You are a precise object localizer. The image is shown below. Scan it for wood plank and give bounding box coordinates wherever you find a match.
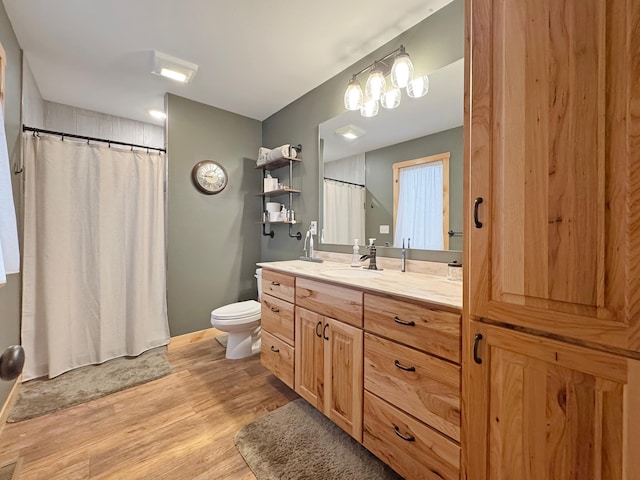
[0,336,298,479]
[0,375,21,438]
[168,327,221,351]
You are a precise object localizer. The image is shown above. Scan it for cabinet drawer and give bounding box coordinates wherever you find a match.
[364,333,460,442]
[262,269,295,303]
[260,330,294,389]
[261,294,294,344]
[363,391,460,480]
[364,293,460,363]
[296,277,363,328]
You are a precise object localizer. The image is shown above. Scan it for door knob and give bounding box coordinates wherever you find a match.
[0,345,25,381]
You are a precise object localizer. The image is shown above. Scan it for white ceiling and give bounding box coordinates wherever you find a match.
[3,0,454,125]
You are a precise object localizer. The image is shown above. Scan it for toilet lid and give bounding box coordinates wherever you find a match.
[211,300,261,319]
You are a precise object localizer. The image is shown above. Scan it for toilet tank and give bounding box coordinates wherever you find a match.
[256,268,263,301]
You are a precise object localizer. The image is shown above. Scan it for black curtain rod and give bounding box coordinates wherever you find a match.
[323,177,365,188]
[22,125,166,153]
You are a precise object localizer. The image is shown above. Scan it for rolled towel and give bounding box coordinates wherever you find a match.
[266,144,294,163]
[257,147,271,166]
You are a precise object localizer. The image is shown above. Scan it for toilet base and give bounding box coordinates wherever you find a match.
[225,329,261,360]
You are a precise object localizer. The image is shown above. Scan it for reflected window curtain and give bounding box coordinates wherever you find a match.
[21,135,170,380]
[393,161,444,250]
[323,179,365,245]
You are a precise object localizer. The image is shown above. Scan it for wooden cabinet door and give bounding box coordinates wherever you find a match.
[463,320,640,480]
[294,307,324,408]
[323,317,363,442]
[466,0,640,350]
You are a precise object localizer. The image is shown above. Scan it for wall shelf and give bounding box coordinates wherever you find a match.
[258,155,302,240]
[256,157,302,171]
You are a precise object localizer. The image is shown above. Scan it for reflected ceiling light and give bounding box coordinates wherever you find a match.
[152,50,199,84]
[334,124,366,140]
[343,45,428,117]
[149,109,167,120]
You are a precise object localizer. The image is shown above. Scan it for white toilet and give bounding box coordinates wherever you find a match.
[210,268,263,359]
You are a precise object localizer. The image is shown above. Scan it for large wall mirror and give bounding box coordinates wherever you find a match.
[318,58,463,253]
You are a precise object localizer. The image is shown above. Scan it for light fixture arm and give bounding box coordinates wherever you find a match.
[350,45,405,80]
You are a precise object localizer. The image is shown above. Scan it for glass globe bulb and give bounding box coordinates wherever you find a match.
[365,67,386,101]
[360,98,379,117]
[344,77,363,111]
[391,53,414,88]
[407,74,429,98]
[380,88,401,109]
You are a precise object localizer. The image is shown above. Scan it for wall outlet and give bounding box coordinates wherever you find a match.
[379,224,390,234]
[309,221,317,235]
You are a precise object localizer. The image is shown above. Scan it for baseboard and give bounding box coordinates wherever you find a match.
[0,375,21,436]
[168,327,223,351]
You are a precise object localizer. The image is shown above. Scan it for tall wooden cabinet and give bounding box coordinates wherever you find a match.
[464,0,640,478]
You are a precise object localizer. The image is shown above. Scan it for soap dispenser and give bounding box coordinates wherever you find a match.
[351,239,360,267]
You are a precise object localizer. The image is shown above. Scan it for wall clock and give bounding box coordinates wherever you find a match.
[191,160,228,195]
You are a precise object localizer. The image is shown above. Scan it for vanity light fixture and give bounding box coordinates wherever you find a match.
[343,45,429,117]
[151,50,199,84]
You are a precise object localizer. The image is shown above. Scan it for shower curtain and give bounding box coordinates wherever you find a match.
[323,179,365,245]
[21,135,170,380]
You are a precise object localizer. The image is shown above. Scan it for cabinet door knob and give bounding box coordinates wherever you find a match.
[473,197,484,228]
[393,425,415,442]
[270,345,280,353]
[315,321,322,338]
[323,323,330,340]
[473,333,483,364]
[394,316,415,327]
[394,359,416,372]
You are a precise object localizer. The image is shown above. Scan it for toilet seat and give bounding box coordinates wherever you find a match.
[211,300,261,326]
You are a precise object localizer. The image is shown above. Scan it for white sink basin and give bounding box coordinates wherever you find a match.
[321,268,383,280]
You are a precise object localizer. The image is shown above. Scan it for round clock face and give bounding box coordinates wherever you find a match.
[192,160,228,195]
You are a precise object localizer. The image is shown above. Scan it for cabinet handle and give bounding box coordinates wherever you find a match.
[473,197,484,228]
[473,333,483,364]
[323,323,329,340]
[270,307,280,313]
[394,359,416,372]
[394,316,415,327]
[270,345,280,353]
[393,425,415,442]
[271,281,280,286]
[315,321,322,338]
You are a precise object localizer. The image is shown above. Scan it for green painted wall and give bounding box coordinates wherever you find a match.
[261,0,464,263]
[365,126,463,251]
[166,94,262,336]
[0,1,23,405]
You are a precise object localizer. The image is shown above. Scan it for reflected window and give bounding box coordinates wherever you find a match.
[393,152,450,250]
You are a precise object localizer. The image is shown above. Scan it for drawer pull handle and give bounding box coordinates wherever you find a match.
[315,321,322,338]
[473,333,483,364]
[323,323,330,340]
[394,316,415,327]
[270,346,280,353]
[270,307,280,313]
[474,197,484,228]
[394,360,416,372]
[393,425,415,442]
[271,281,280,286]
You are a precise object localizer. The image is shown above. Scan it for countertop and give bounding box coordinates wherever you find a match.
[257,260,462,310]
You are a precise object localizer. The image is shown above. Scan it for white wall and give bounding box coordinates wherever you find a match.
[22,57,44,129]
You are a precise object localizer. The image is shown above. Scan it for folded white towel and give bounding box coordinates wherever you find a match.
[266,144,297,163]
[0,107,20,285]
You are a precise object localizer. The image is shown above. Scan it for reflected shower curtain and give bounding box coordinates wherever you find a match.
[21,135,170,380]
[323,179,365,245]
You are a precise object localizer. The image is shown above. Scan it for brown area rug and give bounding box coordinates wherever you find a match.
[8,347,171,423]
[234,398,402,480]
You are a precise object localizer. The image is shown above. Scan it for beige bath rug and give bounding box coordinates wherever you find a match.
[8,347,171,423]
[234,398,402,480]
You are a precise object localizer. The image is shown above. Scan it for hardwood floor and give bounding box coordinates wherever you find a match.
[0,336,299,479]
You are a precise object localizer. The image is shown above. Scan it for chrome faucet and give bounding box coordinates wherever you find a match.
[300,224,323,263]
[360,239,379,270]
[401,237,410,272]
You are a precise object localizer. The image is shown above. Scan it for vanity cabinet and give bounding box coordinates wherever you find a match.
[464,0,640,477]
[363,293,461,480]
[260,270,295,389]
[294,278,364,441]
